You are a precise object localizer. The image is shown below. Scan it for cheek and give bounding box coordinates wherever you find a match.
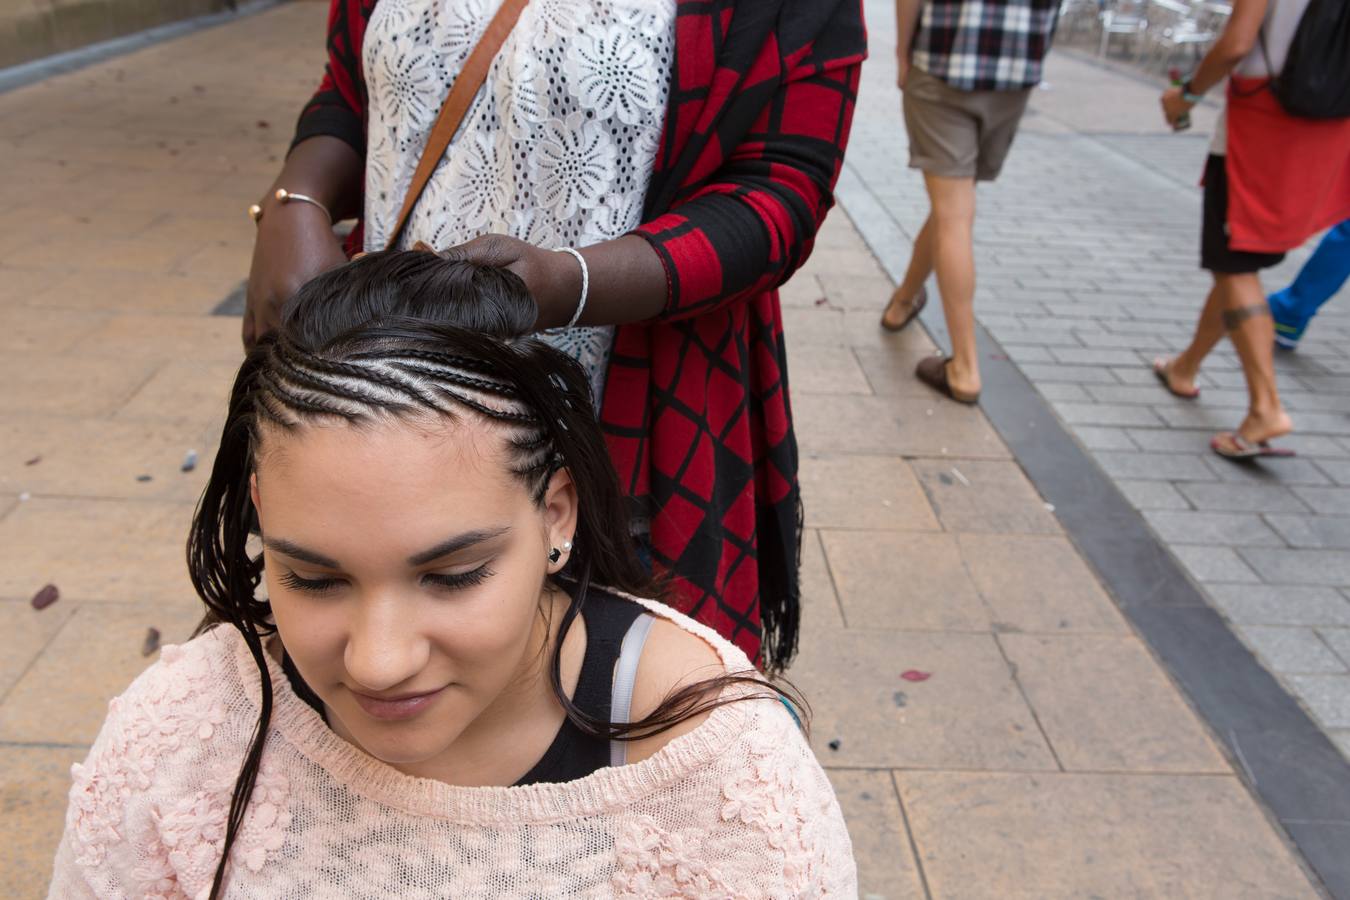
[270,591,346,678]
[432,558,549,678]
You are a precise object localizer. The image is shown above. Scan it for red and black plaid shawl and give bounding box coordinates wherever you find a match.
[293,0,866,670]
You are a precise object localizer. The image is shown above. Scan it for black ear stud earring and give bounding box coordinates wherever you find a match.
[548,539,574,565]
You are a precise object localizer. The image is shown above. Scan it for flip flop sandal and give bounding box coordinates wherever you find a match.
[881,286,928,333]
[1152,358,1200,400]
[915,355,979,405]
[1210,432,1297,460]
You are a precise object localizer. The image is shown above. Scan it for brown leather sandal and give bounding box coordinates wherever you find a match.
[880,286,928,333]
[915,355,979,405]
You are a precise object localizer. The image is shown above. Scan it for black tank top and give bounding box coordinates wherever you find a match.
[280,591,647,786]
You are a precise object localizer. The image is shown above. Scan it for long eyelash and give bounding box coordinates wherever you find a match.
[278,571,342,593]
[425,566,494,591]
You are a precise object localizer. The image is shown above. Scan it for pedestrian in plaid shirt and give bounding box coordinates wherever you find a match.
[881,0,1059,404]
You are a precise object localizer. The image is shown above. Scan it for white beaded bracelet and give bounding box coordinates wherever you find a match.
[552,246,590,329]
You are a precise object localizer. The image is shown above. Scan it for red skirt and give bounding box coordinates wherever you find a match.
[1224,77,1350,254]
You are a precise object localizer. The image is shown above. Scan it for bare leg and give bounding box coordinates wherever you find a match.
[1217,271,1292,444]
[1163,278,1225,393]
[924,172,980,396]
[882,214,935,328]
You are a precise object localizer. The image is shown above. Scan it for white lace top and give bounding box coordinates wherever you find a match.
[362,0,677,404]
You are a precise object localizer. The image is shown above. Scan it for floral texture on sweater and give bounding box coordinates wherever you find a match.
[49,597,856,898]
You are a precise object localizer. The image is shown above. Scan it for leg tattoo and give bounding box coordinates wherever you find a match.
[1222,303,1271,331]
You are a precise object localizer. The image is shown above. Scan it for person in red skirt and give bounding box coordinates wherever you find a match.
[1152,0,1350,459]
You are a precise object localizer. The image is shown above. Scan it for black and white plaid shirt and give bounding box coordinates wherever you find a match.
[912,0,1060,91]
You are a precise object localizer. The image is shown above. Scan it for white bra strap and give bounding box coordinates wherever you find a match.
[610,612,656,768]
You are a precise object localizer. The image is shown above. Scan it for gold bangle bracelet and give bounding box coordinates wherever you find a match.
[248,188,333,225]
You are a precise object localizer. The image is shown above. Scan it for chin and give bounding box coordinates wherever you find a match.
[332,699,467,767]
[365,738,448,767]
[345,718,457,767]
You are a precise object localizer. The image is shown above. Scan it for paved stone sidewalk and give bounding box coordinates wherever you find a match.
[0,3,1325,897]
[842,0,1350,762]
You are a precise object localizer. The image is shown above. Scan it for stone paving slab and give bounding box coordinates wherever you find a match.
[0,3,1327,897]
[0,306,109,354]
[0,745,88,900]
[0,598,76,698]
[842,0,1350,768]
[911,459,1062,535]
[0,417,218,502]
[0,352,160,418]
[114,358,241,426]
[791,626,1062,771]
[0,600,204,745]
[957,534,1130,635]
[1322,629,1350,667]
[0,498,199,603]
[1172,544,1264,584]
[800,455,942,532]
[1237,626,1350,675]
[799,529,848,633]
[896,771,1320,899]
[820,530,994,631]
[998,633,1227,773]
[827,769,927,899]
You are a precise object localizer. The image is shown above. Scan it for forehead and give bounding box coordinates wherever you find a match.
[254,415,524,519]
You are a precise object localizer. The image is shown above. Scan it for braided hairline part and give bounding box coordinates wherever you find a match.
[277,341,440,410]
[253,340,560,498]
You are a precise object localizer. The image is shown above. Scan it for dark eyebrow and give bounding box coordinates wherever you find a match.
[262,538,341,570]
[407,527,511,566]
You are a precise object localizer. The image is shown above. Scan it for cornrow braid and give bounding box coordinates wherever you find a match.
[351,345,509,379]
[269,353,417,419]
[413,380,542,425]
[253,385,299,429]
[277,342,441,411]
[384,358,525,401]
[513,431,554,453]
[254,368,362,424]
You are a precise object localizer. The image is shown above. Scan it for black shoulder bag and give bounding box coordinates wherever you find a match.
[1260,0,1350,119]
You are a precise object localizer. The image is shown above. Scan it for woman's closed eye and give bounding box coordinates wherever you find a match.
[276,565,495,594]
[277,570,344,594]
[424,564,494,592]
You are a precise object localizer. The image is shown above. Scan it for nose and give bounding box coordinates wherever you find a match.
[342,593,431,694]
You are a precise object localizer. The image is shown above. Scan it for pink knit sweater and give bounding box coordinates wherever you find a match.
[48,598,856,898]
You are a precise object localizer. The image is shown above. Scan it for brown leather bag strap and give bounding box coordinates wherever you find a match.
[385,0,530,250]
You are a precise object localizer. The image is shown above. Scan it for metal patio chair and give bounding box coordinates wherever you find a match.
[1098,0,1150,58]
[1059,0,1105,41]
[1141,0,1226,72]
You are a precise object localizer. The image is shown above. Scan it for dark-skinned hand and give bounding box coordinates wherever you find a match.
[416,234,583,330]
[243,203,349,350]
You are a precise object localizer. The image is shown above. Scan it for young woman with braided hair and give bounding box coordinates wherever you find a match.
[47,251,855,899]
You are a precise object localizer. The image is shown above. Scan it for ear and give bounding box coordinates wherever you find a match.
[541,467,579,573]
[249,472,262,531]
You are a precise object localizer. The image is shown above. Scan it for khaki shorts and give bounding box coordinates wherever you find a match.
[903,67,1032,182]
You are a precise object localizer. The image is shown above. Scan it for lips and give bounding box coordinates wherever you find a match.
[350,687,445,721]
